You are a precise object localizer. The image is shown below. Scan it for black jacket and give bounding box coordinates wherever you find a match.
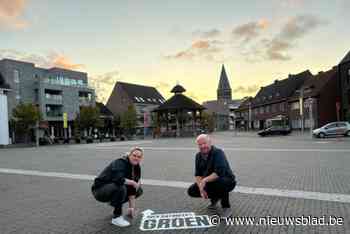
[195,146,235,181]
[92,156,141,190]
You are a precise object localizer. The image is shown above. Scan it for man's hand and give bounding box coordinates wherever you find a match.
[199,180,208,199]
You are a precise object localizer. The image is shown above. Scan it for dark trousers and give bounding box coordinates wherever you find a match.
[92,183,143,217]
[187,177,236,208]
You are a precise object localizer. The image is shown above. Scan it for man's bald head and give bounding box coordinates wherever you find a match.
[196,134,212,154]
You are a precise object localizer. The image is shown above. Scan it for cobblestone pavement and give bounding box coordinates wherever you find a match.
[1,131,350,233]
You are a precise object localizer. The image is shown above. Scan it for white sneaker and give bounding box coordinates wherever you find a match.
[111,216,130,227]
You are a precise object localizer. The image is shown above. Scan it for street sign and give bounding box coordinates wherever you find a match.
[63,112,68,129]
[299,97,303,116]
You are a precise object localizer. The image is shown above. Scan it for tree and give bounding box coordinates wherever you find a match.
[12,103,42,143]
[346,110,350,122]
[121,105,137,137]
[200,111,215,133]
[112,114,121,136]
[76,106,102,137]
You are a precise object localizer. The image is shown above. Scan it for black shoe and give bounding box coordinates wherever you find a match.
[207,198,219,210]
[221,207,232,218]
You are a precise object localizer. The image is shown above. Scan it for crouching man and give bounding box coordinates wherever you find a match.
[91,147,144,227]
[187,134,236,217]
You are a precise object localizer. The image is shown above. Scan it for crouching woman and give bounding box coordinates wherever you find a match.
[91,147,144,227]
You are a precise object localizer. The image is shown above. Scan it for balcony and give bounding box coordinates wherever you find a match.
[45,89,63,104]
[45,104,63,119]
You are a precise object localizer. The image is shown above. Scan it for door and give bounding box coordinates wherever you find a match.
[324,123,338,136]
[336,122,347,135]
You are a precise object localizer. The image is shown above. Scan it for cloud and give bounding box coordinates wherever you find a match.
[48,53,85,70]
[164,40,223,61]
[279,15,327,40]
[233,85,260,95]
[232,19,269,43]
[89,71,122,103]
[0,0,29,29]
[265,15,327,61]
[238,15,327,62]
[265,38,292,61]
[0,49,85,70]
[192,29,221,38]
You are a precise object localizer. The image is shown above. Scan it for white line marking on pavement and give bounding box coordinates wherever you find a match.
[95,146,350,153]
[1,168,350,204]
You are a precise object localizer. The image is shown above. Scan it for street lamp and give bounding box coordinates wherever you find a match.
[296,88,304,134]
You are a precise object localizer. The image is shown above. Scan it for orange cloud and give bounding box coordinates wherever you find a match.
[191,40,210,49]
[165,40,222,61]
[50,54,85,70]
[0,0,28,29]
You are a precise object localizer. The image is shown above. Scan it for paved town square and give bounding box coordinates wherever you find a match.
[1,132,350,233]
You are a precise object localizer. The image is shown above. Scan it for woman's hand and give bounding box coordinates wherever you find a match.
[133,180,140,190]
[127,207,136,218]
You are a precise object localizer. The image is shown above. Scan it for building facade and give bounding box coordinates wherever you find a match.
[106,81,165,135]
[288,68,338,129]
[0,58,95,141]
[242,70,313,130]
[338,51,350,121]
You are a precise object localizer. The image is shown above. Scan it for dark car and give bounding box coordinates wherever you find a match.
[258,126,292,137]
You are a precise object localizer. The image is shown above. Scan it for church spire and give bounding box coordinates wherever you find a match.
[217,64,232,101]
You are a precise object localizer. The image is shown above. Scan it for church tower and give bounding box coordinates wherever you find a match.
[217,64,232,102]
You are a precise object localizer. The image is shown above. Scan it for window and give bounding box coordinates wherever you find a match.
[271,104,276,112]
[338,123,347,127]
[291,102,299,110]
[276,92,280,97]
[326,123,337,129]
[280,103,285,111]
[13,69,20,83]
[77,80,83,86]
[16,94,21,100]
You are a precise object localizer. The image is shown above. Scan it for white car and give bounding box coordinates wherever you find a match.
[312,121,350,138]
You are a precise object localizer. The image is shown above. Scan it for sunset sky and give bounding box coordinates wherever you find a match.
[1,0,349,103]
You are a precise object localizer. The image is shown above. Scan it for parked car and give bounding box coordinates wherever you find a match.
[312,121,350,138]
[258,126,292,137]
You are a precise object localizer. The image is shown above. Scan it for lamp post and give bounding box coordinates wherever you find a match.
[296,88,304,134]
[248,102,252,131]
[307,97,314,138]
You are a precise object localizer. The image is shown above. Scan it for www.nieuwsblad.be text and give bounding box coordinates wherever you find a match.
[210,215,344,226]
